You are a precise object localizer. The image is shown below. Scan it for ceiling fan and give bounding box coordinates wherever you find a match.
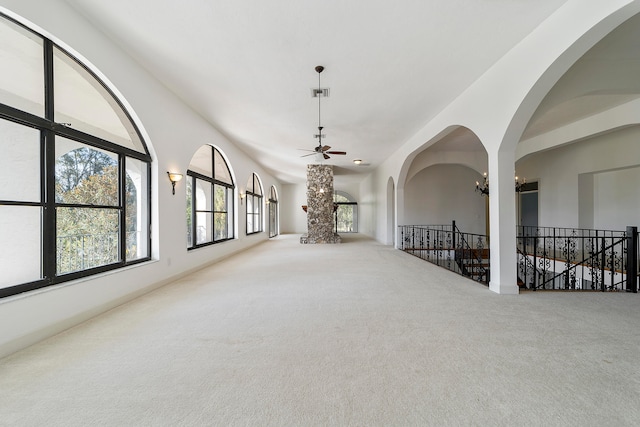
[299,65,346,160]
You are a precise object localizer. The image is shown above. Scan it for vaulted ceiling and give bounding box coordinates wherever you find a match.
[63,0,576,184]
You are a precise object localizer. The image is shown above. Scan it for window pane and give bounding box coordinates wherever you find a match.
[56,207,119,275]
[0,119,40,202]
[0,18,44,116]
[337,205,356,233]
[53,47,145,153]
[214,148,232,184]
[196,212,212,244]
[55,137,119,205]
[125,157,149,261]
[189,145,213,177]
[215,213,228,240]
[247,213,253,234]
[195,179,212,211]
[246,195,253,213]
[225,187,234,238]
[254,175,262,196]
[0,206,41,288]
[214,184,227,212]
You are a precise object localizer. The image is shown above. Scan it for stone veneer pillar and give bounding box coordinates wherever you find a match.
[300,164,341,244]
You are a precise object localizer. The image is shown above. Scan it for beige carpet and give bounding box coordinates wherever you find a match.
[1,234,639,426]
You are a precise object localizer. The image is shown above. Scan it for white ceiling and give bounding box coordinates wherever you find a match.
[63,0,571,184]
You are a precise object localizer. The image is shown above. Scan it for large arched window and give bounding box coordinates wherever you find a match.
[245,173,263,235]
[0,14,151,298]
[268,186,279,238]
[186,145,235,248]
[334,191,358,233]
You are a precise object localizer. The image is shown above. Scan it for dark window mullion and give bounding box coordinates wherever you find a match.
[119,154,126,265]
[55,203,121,210]
[54,126,150,162]
[190,175,196,248]
[43,39,56,282]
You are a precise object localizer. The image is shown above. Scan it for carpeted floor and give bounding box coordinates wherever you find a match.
[1,234,639,426]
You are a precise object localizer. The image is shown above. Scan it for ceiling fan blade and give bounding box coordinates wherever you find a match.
[326,151,346,155]
[321,145,331,152]
[323,153,330,160]
[301,152,317,157]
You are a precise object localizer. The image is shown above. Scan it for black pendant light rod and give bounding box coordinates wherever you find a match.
[316,65,324,145]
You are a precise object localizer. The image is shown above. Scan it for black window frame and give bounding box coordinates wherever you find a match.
[0,13,152,299]
[245,173,263,235]
[186,146,235,249]
[268,186,278,238]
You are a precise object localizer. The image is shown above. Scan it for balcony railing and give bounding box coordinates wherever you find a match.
[57,231,142,275]
[517,226,638,292]
[398,222,490,285]
[398,223,638,292]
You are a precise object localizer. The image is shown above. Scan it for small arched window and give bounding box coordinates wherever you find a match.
[268,186,279,238]
[186,145,235,248]
[334,191,358,233]
[0,13,151,298]
[245,173,263,235]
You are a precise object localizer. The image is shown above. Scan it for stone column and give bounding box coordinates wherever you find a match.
[300,164,341,244]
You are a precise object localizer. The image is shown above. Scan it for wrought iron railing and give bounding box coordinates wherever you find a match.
[398,222,490,285]
[399,223,638,292]
[516,226,638,292]
[57,232,119,275]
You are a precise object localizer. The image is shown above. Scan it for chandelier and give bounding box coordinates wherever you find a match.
[475,173,525,196]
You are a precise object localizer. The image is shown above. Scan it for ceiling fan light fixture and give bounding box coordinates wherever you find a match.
[299,66,346,161]
[353,159,362,165]
[311,88,330,98]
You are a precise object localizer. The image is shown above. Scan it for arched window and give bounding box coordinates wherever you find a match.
[245,173,263,235]
[186,145,235,248]
[334,191,358,233]
[0,14,151,298]
[268,186,279,238]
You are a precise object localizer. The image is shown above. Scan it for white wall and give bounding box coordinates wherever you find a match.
[371,0,640,293]
[404,164,487,235]
[280,183,307,234]
[0,0,281,358]
[516,125,640,230]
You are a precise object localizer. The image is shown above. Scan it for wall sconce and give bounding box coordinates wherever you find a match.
[515,176,526,193]
[239,191,245,205]
[167,172,183,195]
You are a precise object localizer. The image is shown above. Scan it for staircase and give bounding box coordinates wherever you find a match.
[455,248,490,285]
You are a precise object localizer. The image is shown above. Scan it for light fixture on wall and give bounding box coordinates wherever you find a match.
[239,191,246,205]
[515,176,526,193]
[167,172,183,195]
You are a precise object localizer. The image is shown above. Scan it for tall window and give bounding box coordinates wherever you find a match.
[186,145,235,248]
[245,173,263,235]
[268,186,278,238]
[0,14,151,298]
[334,192,358,233]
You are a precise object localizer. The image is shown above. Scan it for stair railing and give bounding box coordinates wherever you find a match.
[452,221,490,285]
[516,226,638,292]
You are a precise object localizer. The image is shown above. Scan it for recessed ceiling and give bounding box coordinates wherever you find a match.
[63,0,571,184]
